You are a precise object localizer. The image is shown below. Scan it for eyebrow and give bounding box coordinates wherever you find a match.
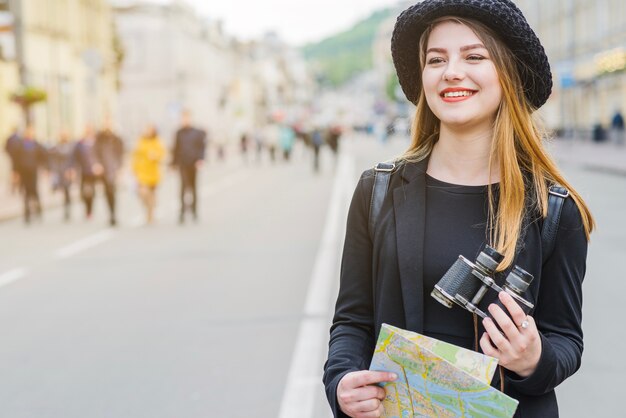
[426,44,487,54]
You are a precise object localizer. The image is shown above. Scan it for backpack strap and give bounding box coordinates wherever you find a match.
[542,185,569,263]
[368,162,395,238]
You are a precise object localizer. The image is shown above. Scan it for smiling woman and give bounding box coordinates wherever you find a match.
[323,1,595,418]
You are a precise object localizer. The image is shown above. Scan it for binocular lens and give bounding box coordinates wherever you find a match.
[505,265,534,294]
[475,245,504,274]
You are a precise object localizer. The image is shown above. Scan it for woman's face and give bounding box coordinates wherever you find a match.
[422,21,502,131]
[144,125,156,138]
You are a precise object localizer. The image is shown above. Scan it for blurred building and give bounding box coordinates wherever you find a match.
[113,1,313,147]
[517,0,626,135]
[371,3,413,126]
[113,0,238,145]
[2,0,119,142]
[250,32,314,126]
[0,2,20,142]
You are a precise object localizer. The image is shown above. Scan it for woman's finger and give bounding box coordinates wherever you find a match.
[479,332,499,358]
[488,302,520,343]
[498,291,528,331]
[353,385,386,402]
[483,316,511,352]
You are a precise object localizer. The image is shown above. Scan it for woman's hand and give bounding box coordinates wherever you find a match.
[337,370,396,418]
[480,291,542,377]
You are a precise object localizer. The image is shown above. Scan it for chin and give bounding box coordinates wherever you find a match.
[438,116,476,126]
[436,109,495,128]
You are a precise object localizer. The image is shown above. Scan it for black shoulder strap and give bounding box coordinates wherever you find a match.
[542,185,569,263]
[368,162,395,238]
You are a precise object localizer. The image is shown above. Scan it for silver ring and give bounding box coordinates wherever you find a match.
[520,320,529,329]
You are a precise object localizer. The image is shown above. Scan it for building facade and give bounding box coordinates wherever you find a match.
[517,0,626,134]
[4,0,119,142]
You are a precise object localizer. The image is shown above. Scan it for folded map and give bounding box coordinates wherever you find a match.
[369,323,518,418]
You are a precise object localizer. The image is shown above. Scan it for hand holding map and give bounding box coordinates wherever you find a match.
[369,324,518,418]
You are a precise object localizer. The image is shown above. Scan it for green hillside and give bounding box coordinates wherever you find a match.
[301,8,393,86]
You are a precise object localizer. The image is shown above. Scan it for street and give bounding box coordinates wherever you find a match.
[0,135,624,417]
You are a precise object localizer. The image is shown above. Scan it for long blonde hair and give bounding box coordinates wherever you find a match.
[400,17,595,269]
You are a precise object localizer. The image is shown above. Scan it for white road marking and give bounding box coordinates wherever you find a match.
[0,267,27,289]
[55,230,115,259]
[279,154,355,418]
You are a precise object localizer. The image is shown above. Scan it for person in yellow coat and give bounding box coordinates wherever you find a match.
[132,124,166,224]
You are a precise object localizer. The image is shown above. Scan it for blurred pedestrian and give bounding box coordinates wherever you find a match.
[49,129,75,221]
[611,109,624,146]
[311,127,324,172]
[172,109,206,224]
[592,122,606,143]
[15,125,47,224]
[73,125,99,220]
[324,1,595,417]
[264,121,279,163]
[279,123,296,161]
[95,118,124,226]
[4,127,21,194]
[132,124,165,224]
[327,124,342,156]
[240,132,250,164]
[253,126,264,164]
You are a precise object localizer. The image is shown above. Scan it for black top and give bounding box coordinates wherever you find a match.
[423,174,494,349]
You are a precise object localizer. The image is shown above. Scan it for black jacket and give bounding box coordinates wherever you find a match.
[172,127,206,167]
[15,139,48,174]
[323,159,588,417]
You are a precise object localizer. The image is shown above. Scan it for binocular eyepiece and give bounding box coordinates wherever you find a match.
[431,245,534,321]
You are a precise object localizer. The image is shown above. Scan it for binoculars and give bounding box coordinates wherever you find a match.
[431,245,534,322]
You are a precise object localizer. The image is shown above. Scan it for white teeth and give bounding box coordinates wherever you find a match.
[443,91,474,98]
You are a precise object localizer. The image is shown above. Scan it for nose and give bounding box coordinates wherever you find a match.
[442,59,465,82]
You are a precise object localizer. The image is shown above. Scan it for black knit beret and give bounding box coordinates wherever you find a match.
[391,0,552,109]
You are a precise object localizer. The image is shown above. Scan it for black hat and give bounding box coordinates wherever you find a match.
[391,0,552,109]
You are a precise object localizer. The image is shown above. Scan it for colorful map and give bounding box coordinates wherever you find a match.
[369,324,518,418]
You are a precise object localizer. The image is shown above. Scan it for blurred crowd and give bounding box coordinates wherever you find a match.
[3,111,344,226]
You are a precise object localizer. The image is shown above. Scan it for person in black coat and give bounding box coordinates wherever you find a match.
[73,125,100,220]
[323,1,595,417]
[95,118,124,226]
[171,109,206,224]
[15,125,48,224]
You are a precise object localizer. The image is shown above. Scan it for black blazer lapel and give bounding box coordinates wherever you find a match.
[393,160,428,333]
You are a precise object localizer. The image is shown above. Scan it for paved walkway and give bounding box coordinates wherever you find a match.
[547,137,626,176]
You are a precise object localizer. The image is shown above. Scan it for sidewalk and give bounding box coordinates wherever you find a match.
[547,137,626,176]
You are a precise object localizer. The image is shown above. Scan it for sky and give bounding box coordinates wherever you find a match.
[151,0,402,46]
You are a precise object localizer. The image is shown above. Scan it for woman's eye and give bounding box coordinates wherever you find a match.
[427,57,444,64]
[467,55,485,61]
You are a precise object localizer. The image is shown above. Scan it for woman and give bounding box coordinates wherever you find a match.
[323,1,594,417]
[132,124,165,224]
